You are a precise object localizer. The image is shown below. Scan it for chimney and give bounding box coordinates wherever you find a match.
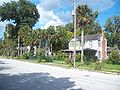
[101,30,106,61]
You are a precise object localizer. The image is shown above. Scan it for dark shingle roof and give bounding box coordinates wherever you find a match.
[75,34,101,41]
[84,34,101,40]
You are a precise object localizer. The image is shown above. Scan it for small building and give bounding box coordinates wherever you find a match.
[63,31,107,61]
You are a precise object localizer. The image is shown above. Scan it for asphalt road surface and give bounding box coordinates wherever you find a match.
[0,59,120,90]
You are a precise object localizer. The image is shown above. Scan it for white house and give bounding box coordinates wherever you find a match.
[63,31,107,61]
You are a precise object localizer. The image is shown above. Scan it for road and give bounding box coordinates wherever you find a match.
[0,59,120,90]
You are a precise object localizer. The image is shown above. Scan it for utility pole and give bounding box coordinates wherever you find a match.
[18,36,20,56]
[73,0,76,68]
[81,30,84,63]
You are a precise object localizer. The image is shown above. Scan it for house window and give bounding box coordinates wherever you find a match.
[70,41,74,47]
[98,40,101,47]
[89,41,92,48]
[76,41,79,46]
[98,51,101,58]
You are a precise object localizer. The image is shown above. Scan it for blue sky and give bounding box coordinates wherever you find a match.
[0,0,120,38]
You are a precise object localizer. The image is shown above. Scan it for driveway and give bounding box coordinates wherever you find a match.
[0,59,120,90]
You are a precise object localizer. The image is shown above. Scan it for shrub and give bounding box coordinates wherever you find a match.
[37,56,44,63]
[14,56,21,59]
[94,61,104,71]
[76,53,81,62]
[36,48,46,62]
[0,49,4,56]
[37,55,53,63]
[106,50,120,65]
[36,48,45,56]
[44,56,53,62]
[83,56,98,65]
[54,52,62,61]
[54,52,69,63]
[20,53,32,59]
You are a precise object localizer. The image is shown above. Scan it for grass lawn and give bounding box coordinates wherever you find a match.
[103,64,120,72]
[76,62,120,73]
[0,56,120,74]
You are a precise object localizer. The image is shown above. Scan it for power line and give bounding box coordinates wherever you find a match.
[62,0,71,9]
[100,12,120,14]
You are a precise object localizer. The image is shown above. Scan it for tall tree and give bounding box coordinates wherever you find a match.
[53,25,68,51]
[0,0,40,44]
[104,16,120,49]
[76,5,99,35]
[4,24,16,39]
[3,24,16,56]
[0,0,39,55]
[0,0,40,29]
[45,26,58,55]
[18,25,37,46]
[0,38,4,56]
[36,28,47,48]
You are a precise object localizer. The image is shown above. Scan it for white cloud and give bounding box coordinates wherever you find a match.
[38,8,62,29]
[40,0,61,11]
[0,0,117,32]
[57,11,72,23]
[36,0,74,29]
[41,20,62,29]
[0,21,9,36]
[36,0,117,29]
[36,1,65,29]
[78,0,116,12]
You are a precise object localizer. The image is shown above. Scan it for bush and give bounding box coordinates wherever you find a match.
[76,53,81,62]
[36,48,46,63]
[54,52,69,63]
[14,56,21,59]
[36,48,45,56]
[106,50,120,65]
[54,52,62,61]
[44,56,53,62]
[37,56,43,62]
[37,55,53,63]
[0,49,4,56]
[37,56,45,63]
[20,53,32,59]
[94,61,104,71]
[83,56,98,65]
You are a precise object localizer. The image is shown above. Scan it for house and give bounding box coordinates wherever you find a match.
[63,31,107,61]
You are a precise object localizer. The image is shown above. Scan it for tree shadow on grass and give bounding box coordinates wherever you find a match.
[0,72,85,90]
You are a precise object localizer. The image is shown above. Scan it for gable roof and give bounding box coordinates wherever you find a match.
[74,34,101,41]
[84,34,101,40]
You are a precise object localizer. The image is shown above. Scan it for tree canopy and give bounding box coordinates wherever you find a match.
[76,5,101,35]
[0,0,40,28]
[0,0,40,56]
[104,16,120,49]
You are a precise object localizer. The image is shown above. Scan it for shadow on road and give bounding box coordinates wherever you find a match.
[0,60,10,71]
[0,72,84,90]
[0,66,11,71]
[0,61,6,64]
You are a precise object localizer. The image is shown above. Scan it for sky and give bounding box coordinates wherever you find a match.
[0,0,120,38]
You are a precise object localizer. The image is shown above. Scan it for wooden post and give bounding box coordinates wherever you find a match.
[101,30,106,61]
[73,0,76,68]
[81,30,84,63]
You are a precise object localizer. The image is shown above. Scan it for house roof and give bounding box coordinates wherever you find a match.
[75,34,101,41]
